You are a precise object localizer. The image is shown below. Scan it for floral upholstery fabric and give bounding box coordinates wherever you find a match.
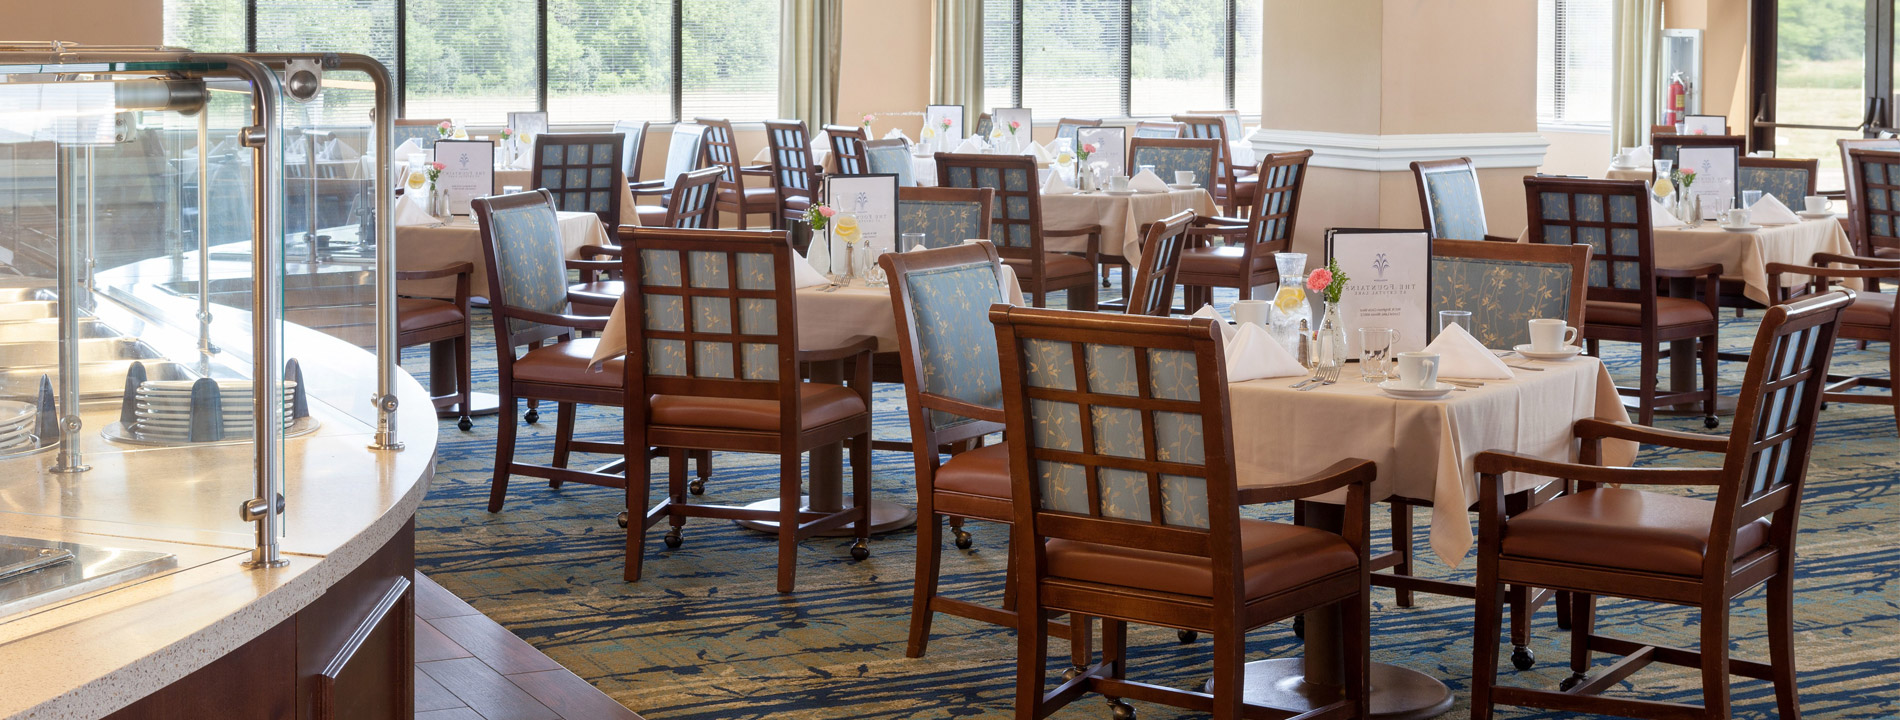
[899,199,986,247]
[904,263,1005,430]
[393,124,440,150]
[488,202,569,334]
[1537,190,1644,291]
[1130,145,1217,191]
[1133,125,1179,139]
[865,144,916,187]
[1431,256,1575,348]
[1741,166,1812,209]
[639,248,781,381]
[1423,168,1488,240]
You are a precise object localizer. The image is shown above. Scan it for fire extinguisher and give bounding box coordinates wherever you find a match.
[1665,72,1687,126]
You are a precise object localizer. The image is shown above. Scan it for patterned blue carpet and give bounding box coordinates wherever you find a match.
[410,289,1898,719]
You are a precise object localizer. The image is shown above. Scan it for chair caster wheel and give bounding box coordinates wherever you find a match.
[457,417,473,431]
[524,409,539,423]
[616,511,629,529]
[1703,416,1720,429]
[1292,615,1305,640]
[953,529,974,550]
[1511,645,1535,671]
[1176,630,1197,644]
[850,539,870,561]
[663,528,683,548]
[1559,672,1586,691]
[688,479,706,496]
[1062,666,1085,681]
[1108,699,1136,720]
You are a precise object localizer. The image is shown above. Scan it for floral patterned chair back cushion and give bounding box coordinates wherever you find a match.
[532,133,624,228]
[1055,120,1098,146]
[1430,255,1576,348]
[484,198,571,336]
[1526,179,1654,305]
[864,141,916,187]
[940,156,1037,250]
[972,114,993,139]
[663,124,708,180]
[903,262,1007,430]
[1129,140,1218,192]
[1421,165,1489,241]
[1740,163,1813,210]
[899,198,988,248]
[393,121,444,150]
[634,240,786,383]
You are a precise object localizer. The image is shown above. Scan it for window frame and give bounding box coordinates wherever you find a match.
[1748,0,1898,153]
[987,0,1253,121]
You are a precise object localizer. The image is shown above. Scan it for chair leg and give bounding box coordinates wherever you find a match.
[775,449,803,594]
[1074,278,1099,311]
[1767,568,1802,719]
[1107,619,1147,718]
[1639,343,1659,426]
[850,429,872,553]
[1342,591,1372,717]
[907,512,943,658]
[1391,502,1414,607]
[1563,592,1595,691]
[691,449,713,495]
[1470,549,1506,720]
[623,446,654,582]
[1016,591,1051,720]
[1508,584,1536,670]
[1700,599,1734,717]
[1701,334,1720,428]
[1067,614,1094,676]
[1002,533,1019,613]
[454,332,473,431]
[487,395,518,513]
[550,402,577,480]
[1888,338,1899,435]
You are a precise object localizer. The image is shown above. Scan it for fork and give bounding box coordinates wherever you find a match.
[1288,366,1324,389]
[1299,364,1340,391]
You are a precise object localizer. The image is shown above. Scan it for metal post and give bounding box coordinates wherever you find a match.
[196,108,218,365]
[231,56,289,569]
[361,60,402,451]
[51,146,88,474]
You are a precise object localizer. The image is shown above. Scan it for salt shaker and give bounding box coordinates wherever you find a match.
[1296,319,1312,369]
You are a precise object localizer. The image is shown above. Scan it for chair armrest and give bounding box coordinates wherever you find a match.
[1482,234,1519,244]
[1043,225,1102,264]
[796,335,879,363]
[740,164,773,175]
[1812,252,1900,268]
[501,306,610,332]
[393,261,473,281]
[1573,418,1728,453]
[577,244,623,260]
[628,180,671,197]
[1237,458,1376,505]
[568,290,619,309]
[566,258,621,275]
[1473,450,1725,487]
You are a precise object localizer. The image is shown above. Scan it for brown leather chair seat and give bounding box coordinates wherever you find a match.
[932,443,1011,499]
[782,195,811,213]
[650,383,864,431]
[1501,488,1770,577]
[718,186,779,204]
[397,298,463,333]
[1178,245,1275,274]
[1844,291,1893,329]
[636,204,668,226]
[569,280,624,300]
[1004,253,1094,281]
[1045,518,1356,599]
[1585,296,1716,328]
[511,338,623,388]
[1875,247,1899,260]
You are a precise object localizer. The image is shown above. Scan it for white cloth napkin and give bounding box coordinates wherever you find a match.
[909,243,929,253]
[1028,141,1052,163]
[393,193,438,227]
[1130,169,1169,193]
[793,250,830,288]
[1423,323,1515,379]
[882,128,911,143]
[1748,193,1801,225]
[1191,304,1235,344]
[1651,197,1684,228]
[1225,322,1308,382]
[953,137,986,154]
[1042,170,1079,195]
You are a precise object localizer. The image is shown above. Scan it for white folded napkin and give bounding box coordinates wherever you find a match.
[1028,142,1052,163]
[1191,304,1235,344]
[882,128,911,143]
[953,137,986,154]
[1225,322,1308,382]
[1748,193,1801,225]
[909,243,929,253]
[1651,197,1684,228]
[793,250,830,288]
[393,192,438,227]
[325,138,360,160]
[1042,171,1079,195]
[1422,323,1515,379]
[1130,169,1169,193]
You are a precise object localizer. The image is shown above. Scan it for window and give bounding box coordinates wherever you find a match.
[161,0,779,125]
[1756,0,1884,192]
[983,0,1264,121]
[1536,0,1612,128]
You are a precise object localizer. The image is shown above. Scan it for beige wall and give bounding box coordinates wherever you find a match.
[1664,0,1753,131]
[1379,0,1538,135]
[1543,130,1615,177]
[14,0,162,46]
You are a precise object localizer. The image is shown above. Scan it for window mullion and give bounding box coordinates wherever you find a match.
[395,0,406,116]
[1225,0,1237,110]
[672,0,684,123]
[1121,0,1132,117]
[536,0,549,113]
[1013,0,1024,109]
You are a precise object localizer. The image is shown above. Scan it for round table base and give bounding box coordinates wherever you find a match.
[1210,659,1453,720]
[732,496,918,536]
[435,391,502,418]
[1621,394,1739,417]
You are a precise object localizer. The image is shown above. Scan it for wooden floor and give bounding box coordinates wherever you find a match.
[415,572,643,720]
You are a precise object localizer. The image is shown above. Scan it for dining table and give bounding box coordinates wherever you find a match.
[1039,187,1218,267]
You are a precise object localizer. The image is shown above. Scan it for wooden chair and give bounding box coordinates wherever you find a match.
[1469,290,1856,720]
[1524,176,1722,427]
[897,185,993,249]
[393,118,449,150]
[1651,133,1745,172]
[1127,137,1218,191]
[1175,150,1312,310]
[571,166,725,303]
[973,113,994,139]
[1766,252,1898,433]
[765,120,822,230]
[1836,138,1900,256]
[472,190,629,513]
[529,133,625,230]
[1188,109,1245,144]
[396,262,475,431]
[1411,157,1516,243]
[1174,114,1255,216]
[936,152,1100,310]
[992,307,1374,720]
[864,138,917,187]
[620,226,877,591]
[1121,210,1193,316]
[1053,118,1101,147]
[695,118,776,230]
[1132,121,1183,139]
[612,120,650,187]
[1846,148,1900,267]
[824,125,870,175]
[630,123,708,226]
[1739,156,1818,210]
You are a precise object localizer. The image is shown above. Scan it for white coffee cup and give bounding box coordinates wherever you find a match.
[1722,208,1749,227]
[1527,319,1579,353]
[1174,170,1195,186]
[1107,175,1130,192]
[1804,195,1830,214]
[1750,150,1777,158]
[1231,299,1269,327]
[1396,352,1439,390]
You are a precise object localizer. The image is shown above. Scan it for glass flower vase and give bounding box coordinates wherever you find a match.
[1315,302,1348,370]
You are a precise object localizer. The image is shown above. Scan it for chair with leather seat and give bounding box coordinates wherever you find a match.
[474,190,631,514]
[936,152,1100,310]
[621,226,876,592]
[393,118,450,150]
[1175,149,1311,311]
[766,120,823,230]
[1740,156,1817,210]
[1766,252,1897,433]
[1173,113,1256,217]
[1468,290,1855,720]
[1102,139,1217,295]
[1411,157,1518,243]
[992,307,1374,720]
[396,261,475,431]
[825,124,870,175]
[695,118,776,230]
[631,123,709,227]
[1053,118,1100,147]
[1836,138,1900,258]
[1118,209,1193,316]
[529,133,625,232]
[612,120,650,188]
[570,166,725,305]
[1846,149,1900,295]
[1524,176,1722,427]
[864,138,918,187]
[897,185,992,249]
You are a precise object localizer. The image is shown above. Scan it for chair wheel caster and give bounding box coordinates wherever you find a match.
[524,409,539,423]
[1062,666,1085,681]
[1292,615,1305,640]
[457,417,473,431]
[616,511,629,529]
[1176,630,1197,644]
[850,539,870,560]
[1559,672,1586,691]
[1108,699,1136,720]
[1511,645,1535,671]
[663,528,683,548]
[953,529,974,550]
[688,479,706,496]
[1703,416,1720,429]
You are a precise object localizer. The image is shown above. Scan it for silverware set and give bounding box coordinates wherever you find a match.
[1292,364,1341,391]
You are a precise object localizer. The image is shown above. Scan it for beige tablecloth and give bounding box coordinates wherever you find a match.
[1229,357,1635,567]
[1517,216,1856,305]
[1041,189,1218,266]
[493,168,642,227]
[396,211,610,299]
[1605,164,1652,181]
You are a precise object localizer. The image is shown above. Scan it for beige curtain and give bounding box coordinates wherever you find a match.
[932,0,985,128]
[1609,0,1664,150]
[780,0,842,128]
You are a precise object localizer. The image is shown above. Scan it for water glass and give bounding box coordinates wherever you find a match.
[1741,190,1763,208]
[1359,327,1397,382]
[1439,310,1473,337]
[901,232,927,253]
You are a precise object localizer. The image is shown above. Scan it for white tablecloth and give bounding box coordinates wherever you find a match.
[396,211,610,299]
[1605,164,1652,181]
[1520,216,1857,305]
[1041,189,1218,266]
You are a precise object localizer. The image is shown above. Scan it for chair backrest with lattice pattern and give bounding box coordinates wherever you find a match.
[1522,177,1657,309]
[625,228,800,408]
[1126,211,1194,316]
[936,152,1044,259]
[530,133,624,228]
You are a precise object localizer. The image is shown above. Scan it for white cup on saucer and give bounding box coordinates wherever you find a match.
[1804,195,1831,214]
[1174,170,1195,186]
[1527,318,1579,353]
[1107,175,1130,192]
[1231,299,1269,327]
[1722,208,1749,227]
[1396,351,1439,390]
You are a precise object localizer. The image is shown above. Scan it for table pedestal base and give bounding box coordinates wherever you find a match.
[1222,659,1452,720]
[434,391,502,418]
[428,339,500,418]
[732,496,918,536]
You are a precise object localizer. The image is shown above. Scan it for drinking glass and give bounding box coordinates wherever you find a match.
[1439,310,1473,336]
[1742,190,1763,208]
[1359,328,1397,382]
[901,232,927,252]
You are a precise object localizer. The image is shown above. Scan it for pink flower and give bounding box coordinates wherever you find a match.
[1081,143,1097,154]
[1009,120,1021,129]
[437,121,451,129]
[818,206,836,218]
[1690,128,1707,135]
[1305,268,1333,293]
[941,118,953,127]
[502,127,513,135]
[431,162,446,171]
[861,114,875,124]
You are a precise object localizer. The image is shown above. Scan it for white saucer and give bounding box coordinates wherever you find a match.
[1609,163,1646,171]
[1719,223,1761,232]
[1512,343,1585,361]
[1102,190,1137,196]
[1167,183,1199,190]
[1796,210,1836,219]
[1377,380,1457,400]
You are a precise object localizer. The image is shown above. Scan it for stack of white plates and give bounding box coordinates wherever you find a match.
[0,400,36,453]
[130,380,297,442]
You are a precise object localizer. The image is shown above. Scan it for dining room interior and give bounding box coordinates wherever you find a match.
[3,0,1896,719]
